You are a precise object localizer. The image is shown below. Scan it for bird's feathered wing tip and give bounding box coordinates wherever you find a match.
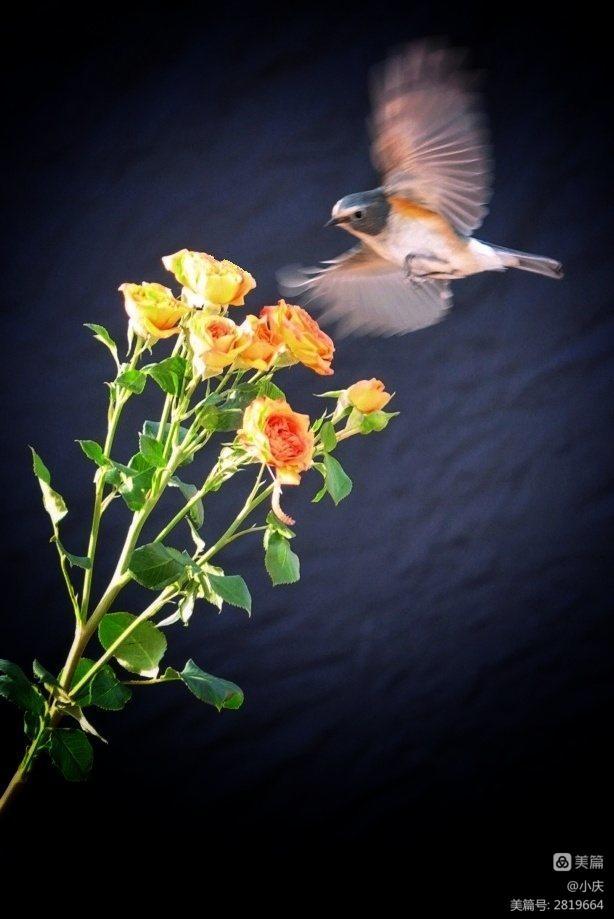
[278,247,452,338]
[369,39,493,236]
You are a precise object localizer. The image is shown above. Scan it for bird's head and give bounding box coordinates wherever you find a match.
[327,189,390,238]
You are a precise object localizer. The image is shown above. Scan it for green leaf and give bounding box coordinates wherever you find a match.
[319,420,337,452]
[265,511,295,539]
[142,420,193,465]
[198,405,243,433]
[222,383,261,411]
[98,613,167,677]
[179,659,243,712]
[63,550,91,570]
[30,447,67,525]
[322,453,353,505]
[71,658,132,710]
[264,531,300,586]
[24,710,42,740]
[169,476,204,529]
[0,659,45,715]
[311,482,327,504]
[117,367,147,394]
[129,542,191,590]
[138,433,166,468]
[105,457,155,512]
[160,667,181,681]
[54,539,91,569]
[84,323,119,367]
[207,573,252,615]
[144,355,187,396]
[77,439,109,467]
[257,379,286,400]
[32,660,60,688]
[142,420,190,444]
[50,728,93,782]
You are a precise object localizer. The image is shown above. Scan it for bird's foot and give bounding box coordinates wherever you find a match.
[405,253,455,281]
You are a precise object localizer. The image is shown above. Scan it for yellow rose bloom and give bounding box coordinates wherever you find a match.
[236,315,285,372]
[261,300,334,376]
[162,249,256,307]
[239,397,314,485]
[187,312,250,377]
[347,379,392,414]
[119,282,189,340]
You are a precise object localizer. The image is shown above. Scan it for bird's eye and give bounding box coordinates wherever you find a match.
[354,210,363,219]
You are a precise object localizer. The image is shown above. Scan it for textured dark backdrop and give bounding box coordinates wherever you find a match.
[1,2,612,906]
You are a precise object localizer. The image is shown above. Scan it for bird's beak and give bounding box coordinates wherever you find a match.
[325,215,348,228]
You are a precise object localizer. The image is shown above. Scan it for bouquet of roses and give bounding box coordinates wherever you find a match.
[0,249,396,812]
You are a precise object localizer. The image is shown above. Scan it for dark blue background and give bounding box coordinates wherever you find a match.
[1,2,612,905]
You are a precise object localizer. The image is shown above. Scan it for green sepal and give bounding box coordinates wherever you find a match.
[350,408,399,434]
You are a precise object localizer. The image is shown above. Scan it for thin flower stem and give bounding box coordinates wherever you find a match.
[200,478,272,562]
[80,338,146,620]
[123,676,171,686]
[216,525,267,547]
[52,525,81,620]
[68,474,272,701]
[156,336,184,442]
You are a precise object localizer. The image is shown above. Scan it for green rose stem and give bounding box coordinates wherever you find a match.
[66,477,273,700]
[80,338,148,621]
[0,458,271,815]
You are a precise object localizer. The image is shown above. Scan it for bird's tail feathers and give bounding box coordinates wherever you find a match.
[490,244,564,279]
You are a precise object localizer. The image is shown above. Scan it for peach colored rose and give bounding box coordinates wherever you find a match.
[239,397,314,485]
[187,312,250,377]
[261,300,334,376]
[236,314,285,371]
[162,249,256,307]
[347,379,392,414]
[119,282,189,340]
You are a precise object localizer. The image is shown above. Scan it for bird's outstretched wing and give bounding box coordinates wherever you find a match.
[279,246,451,337]
[370,40,492,235]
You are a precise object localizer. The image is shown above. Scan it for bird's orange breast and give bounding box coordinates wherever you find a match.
[388,196,439,221]
[388,195,459,244]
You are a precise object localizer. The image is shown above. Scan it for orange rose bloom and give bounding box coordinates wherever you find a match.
[236,315,284,371]
[240,397,314,485]
[162,249,256,307]
[119,282,189,340]
[187,312,249,377]
[261,300,334,376]
[347,379,392,414]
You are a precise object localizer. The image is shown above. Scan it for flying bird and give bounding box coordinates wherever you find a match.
[279,41,563,336]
